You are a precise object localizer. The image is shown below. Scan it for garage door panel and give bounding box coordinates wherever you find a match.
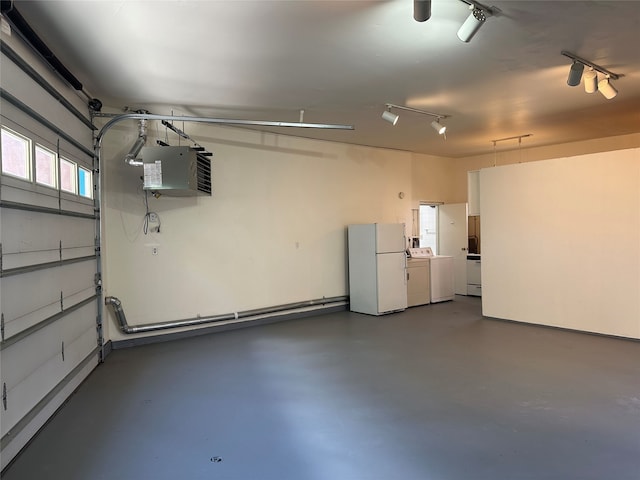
[2,261,96,336]
[2,289,96,340]
[61,246,95,261]
[0,302,97,389]
[2,209,95,269]
[0,54,94,147]
[0,323,97,436]
[2,250,60,270]
[0,183,60,210]
[59,199,95,217]
[1,34,100,469]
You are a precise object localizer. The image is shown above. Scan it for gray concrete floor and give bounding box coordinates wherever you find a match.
[3,296,640,480]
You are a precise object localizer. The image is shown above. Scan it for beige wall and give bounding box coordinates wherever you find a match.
[101,116,639,342]
[411,153,457,205]
[450,133,640,203]
[101,120,441,342]
[480,148,640,339]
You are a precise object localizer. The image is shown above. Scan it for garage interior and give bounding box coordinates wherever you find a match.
[1,1,639,479]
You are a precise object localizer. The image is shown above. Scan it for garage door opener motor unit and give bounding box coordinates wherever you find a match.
[141,146,212,196]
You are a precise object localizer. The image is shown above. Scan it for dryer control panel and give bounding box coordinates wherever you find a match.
[407,247,433,258]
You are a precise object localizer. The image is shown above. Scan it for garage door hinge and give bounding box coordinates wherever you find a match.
[0,242,3,273]
[60,291,64,311]
[1,313,4,341]
[2,383,6,410]
[59,240,63,261]
[94,272,102,286]
[61,341,65,361]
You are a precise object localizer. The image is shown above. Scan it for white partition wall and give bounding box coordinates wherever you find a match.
[480,148,640,339]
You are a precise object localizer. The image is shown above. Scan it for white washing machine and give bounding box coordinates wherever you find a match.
[408,247,455,303]
[430,255,455,302]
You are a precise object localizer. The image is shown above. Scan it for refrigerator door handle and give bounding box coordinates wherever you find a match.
[404,255,408,285]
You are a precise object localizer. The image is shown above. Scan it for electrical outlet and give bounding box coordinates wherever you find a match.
[151,246,158,255]
[149,212,159,223]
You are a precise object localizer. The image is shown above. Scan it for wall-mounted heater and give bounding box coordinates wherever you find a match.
[141,146,212,196]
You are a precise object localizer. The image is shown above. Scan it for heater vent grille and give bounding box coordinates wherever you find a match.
[196,153,212,195]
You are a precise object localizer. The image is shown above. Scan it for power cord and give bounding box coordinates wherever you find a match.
[143,189,161,235]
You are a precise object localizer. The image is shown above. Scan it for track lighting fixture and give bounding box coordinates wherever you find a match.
[382,104,450,136]
[457,1,494,43]
[414,0,431,22]
[561,51,621,100]
[597,77,618,99]
[382,109,399,125]
[583,69,597,94]
[413,1,495,42]
[431,120,446,135]
[567,61,584,87]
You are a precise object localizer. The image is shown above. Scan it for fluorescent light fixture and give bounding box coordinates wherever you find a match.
[431,120,446,135]
[457,7,487,42]
[598,78,618,99]
[583,69,597,93]
[414,0,431,22]
[567,61,584,86]
[382,110,399,125]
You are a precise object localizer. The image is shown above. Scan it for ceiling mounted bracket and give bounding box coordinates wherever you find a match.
[459,0,495,16]
[560,51,620,80]
[491,133,533,147]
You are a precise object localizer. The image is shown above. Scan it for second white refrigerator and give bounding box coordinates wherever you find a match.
[347,223,408,315]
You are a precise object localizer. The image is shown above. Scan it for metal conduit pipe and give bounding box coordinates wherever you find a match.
[105,295,348,335]
[123,119,147,166]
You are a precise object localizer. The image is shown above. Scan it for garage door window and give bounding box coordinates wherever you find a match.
[35,144,57,188]
[1,127,31,180]
[78,166,93,198]
[60,157,77,193]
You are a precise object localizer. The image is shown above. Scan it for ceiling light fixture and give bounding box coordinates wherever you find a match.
[381,108,399,125]
[597,77,618,99]
[457,1,494,43]
[561,51,621,100]
[414,0,432,22]
[567,61,584,86]
[583,68,597,94]
[431,120,446,135]
[383,103,450,136]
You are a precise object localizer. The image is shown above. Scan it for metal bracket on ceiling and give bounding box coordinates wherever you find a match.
[560,51,621,80]
[459,0,496,15]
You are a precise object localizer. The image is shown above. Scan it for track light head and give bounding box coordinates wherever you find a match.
[414,0,432,22]
[457,7,487,43]
[562,51,621,97]
[383,103,450,134]
[583,69,597,94]
[431,120,446,135]
[382,110,399,125]
[598,77,618,99]
[567,61,584,86]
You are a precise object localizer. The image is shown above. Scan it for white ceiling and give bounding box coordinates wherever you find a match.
[10,0,640,157]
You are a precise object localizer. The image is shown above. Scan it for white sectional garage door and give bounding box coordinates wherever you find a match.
[1,33,101,469]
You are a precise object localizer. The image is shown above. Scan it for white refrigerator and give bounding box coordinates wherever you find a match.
[347,223,408,315]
